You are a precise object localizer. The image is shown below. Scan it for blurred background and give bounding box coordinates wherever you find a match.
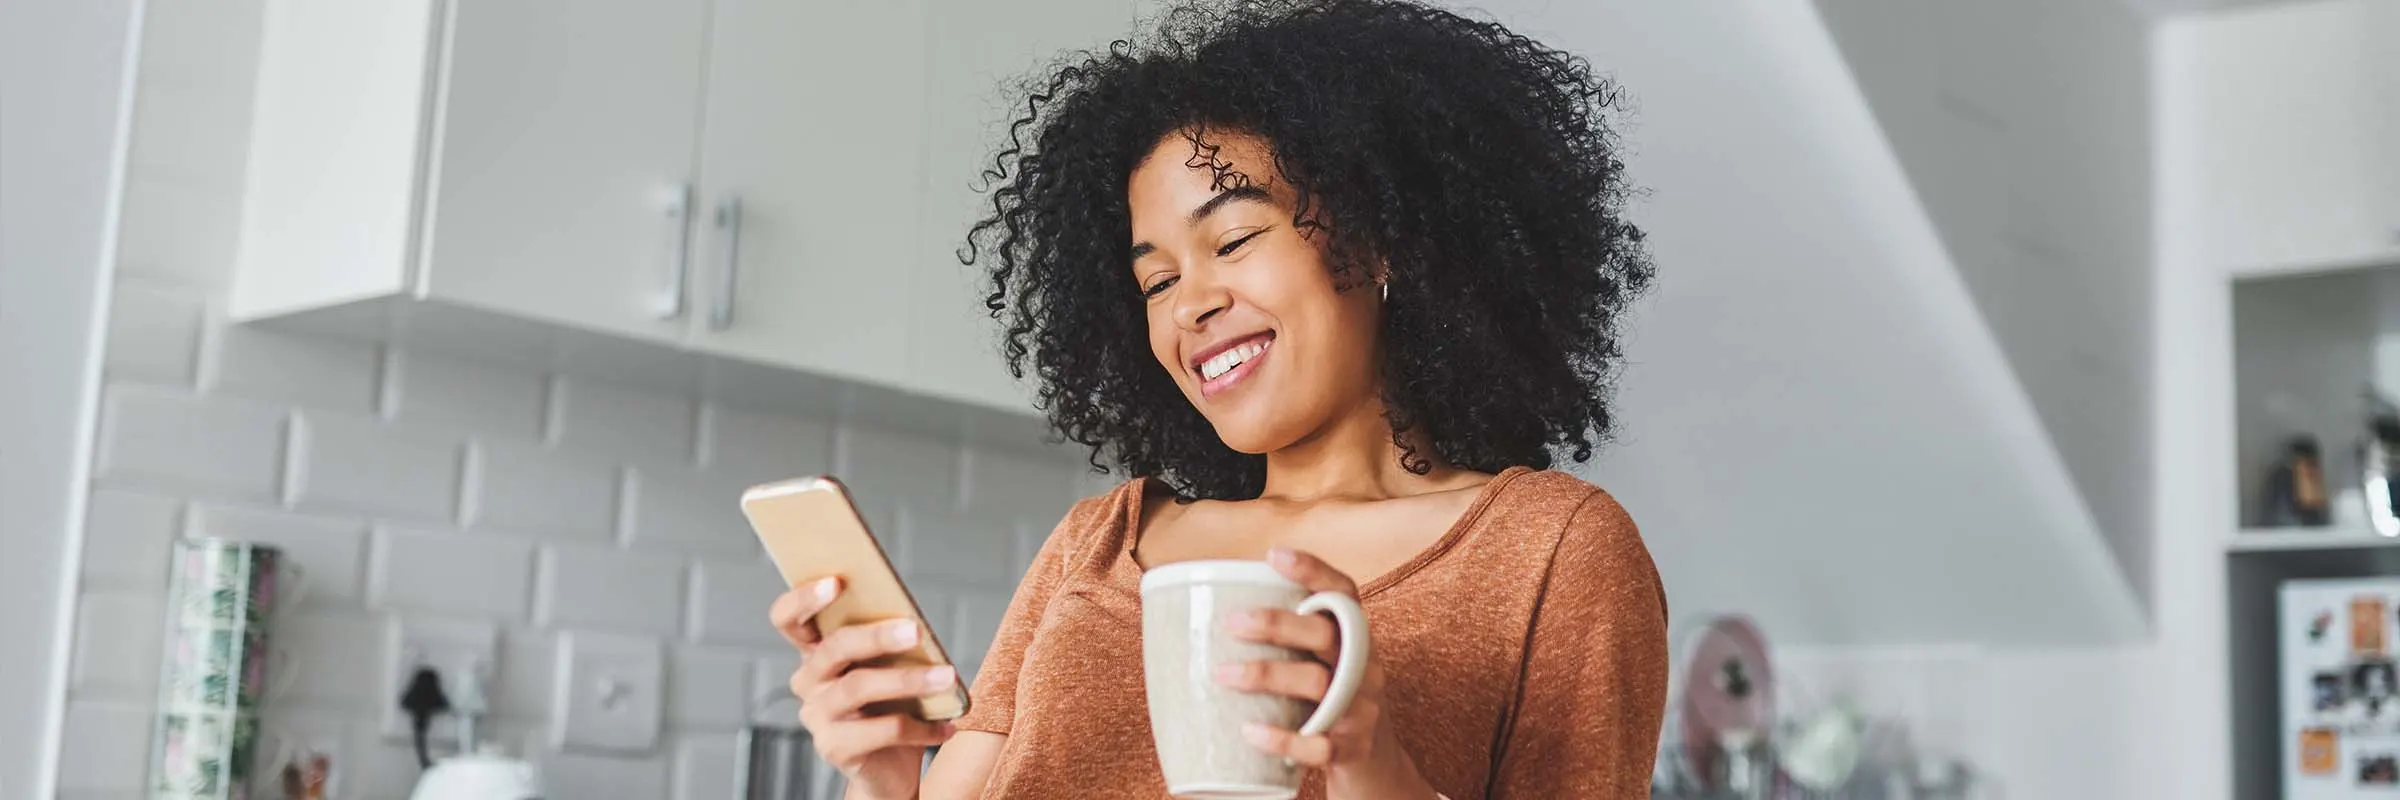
[2,0,2394,798]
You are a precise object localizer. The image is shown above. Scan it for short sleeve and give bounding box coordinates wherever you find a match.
[952,493,1107,734]
[1489,491,1670,799]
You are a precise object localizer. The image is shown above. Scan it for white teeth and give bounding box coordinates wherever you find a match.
[1199,339,1270,381]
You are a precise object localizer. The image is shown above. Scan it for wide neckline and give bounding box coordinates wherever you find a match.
[1107,465,1533,601]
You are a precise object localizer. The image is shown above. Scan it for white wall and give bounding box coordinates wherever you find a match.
[0,0,141,795]
[1816,0,2158,608]
[45,3,1093,798]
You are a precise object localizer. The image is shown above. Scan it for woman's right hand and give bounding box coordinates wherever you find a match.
[771,577,959,800]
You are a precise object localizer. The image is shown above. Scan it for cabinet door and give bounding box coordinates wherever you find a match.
[2191,1,2394,277]
[691,0,928,388]
[417,0,709,342]
[908,0,1138,412]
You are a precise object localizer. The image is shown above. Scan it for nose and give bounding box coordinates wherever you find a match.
[1171,267,1231,332]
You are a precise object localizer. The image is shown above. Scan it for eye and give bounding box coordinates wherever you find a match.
[1215,229,1268,258]
[1140,275,1179,298]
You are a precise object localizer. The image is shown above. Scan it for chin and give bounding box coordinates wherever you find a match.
[1202,410,1301,456]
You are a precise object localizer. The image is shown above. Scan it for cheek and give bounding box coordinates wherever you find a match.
[1146,309,1186,385]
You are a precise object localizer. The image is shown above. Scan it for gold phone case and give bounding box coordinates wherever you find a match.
[740,476,970,721]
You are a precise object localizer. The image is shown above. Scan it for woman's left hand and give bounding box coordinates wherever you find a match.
[1216,547,1441,800]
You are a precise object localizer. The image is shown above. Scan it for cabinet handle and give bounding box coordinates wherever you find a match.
[651,182,693,320]
[710,196,744,331]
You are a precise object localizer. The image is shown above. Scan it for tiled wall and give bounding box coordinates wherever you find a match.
[54,2,1094,798]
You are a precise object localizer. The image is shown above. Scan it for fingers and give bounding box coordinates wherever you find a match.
[1242,722,1336,767]
[815,715,958,766]
[1228,608,1339,661]
[799,618,924,689]
[816,665,959,721]
[769,577,842,649]
[1267,547,1357,596]
[1214,659,1331,701]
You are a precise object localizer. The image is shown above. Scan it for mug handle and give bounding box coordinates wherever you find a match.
[1290,591,1371,737]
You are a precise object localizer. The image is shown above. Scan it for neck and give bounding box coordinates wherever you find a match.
[1258,396,1470,502]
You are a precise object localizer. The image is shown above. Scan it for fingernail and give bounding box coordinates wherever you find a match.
[1213,663,1244,685]
[924,665,956,689]
[886,620,919,647]
[812,577,838,603]
[1268,547,1297,568]
[1226,612,1263,635]
[1242,722,1276,747]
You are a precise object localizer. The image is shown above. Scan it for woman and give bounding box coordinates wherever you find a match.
[768,1,1665,797]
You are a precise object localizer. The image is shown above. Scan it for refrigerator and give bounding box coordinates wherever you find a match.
[2282,577,2400,799]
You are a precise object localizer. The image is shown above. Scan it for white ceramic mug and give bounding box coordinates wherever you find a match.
[1141,560,1370,799]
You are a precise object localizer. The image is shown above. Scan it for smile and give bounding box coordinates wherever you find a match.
[1192,332,1275,397]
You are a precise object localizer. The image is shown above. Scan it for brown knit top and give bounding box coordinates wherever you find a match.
[955,466,1669,799]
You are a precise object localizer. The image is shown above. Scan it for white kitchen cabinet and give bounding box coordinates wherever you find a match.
[2188,0,2400,278]
[231,0,1136,418]
[905,0,1138,411]
[235,0,708,344]
[690,0,927,389]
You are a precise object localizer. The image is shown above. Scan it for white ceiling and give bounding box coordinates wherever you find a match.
[1474,1,2146,645]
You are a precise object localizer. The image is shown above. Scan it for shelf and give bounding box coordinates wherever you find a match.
[2228,527,2400,553]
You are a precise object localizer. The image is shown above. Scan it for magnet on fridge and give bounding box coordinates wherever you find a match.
[2353,595,2390,656]
[2301,728,2338,776]
[2360,754,2398,785]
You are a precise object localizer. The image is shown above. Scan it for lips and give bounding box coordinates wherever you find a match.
[1189,331,1275,397]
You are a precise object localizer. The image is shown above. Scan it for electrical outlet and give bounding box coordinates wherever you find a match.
[550,631,663,753]
[380,616,500,741]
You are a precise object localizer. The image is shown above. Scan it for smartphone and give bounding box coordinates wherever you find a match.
[740,475,969,721]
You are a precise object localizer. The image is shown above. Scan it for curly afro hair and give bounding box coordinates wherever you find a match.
[967,0,1652,501]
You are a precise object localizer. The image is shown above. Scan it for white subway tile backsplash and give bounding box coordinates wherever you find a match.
[625,466,759,558]
[962,447,1080,521]
[836,424,963,512]
[550,377,696,465]
[289,411,461,522]
[536,545,686,636]
[204,322,382,413]
[540,750,671,799]
[497,628,557,722]
[81,489,182,590]
[464,441,617,542]
[949,590,1012,682]
[115,178,241,288]
[674,736,741,800]
[688,560,788,649]
[69,592,164,699]
[669,650,754,730]
[188,504,368,606]
[386,352,547,440]
[897,507,1014,587]
[698,404,834,483]
[97,386,285,502]
[369,526,532,619]
[346,719,432,799]
[277,611,383,711]
[56,700,152,793]
[750,653,800,711]
[104,280,204,385]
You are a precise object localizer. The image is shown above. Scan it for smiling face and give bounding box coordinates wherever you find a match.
[1128,131,1385,454]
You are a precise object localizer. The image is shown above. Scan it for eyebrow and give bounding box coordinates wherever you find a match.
[1130,185,1275,262]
